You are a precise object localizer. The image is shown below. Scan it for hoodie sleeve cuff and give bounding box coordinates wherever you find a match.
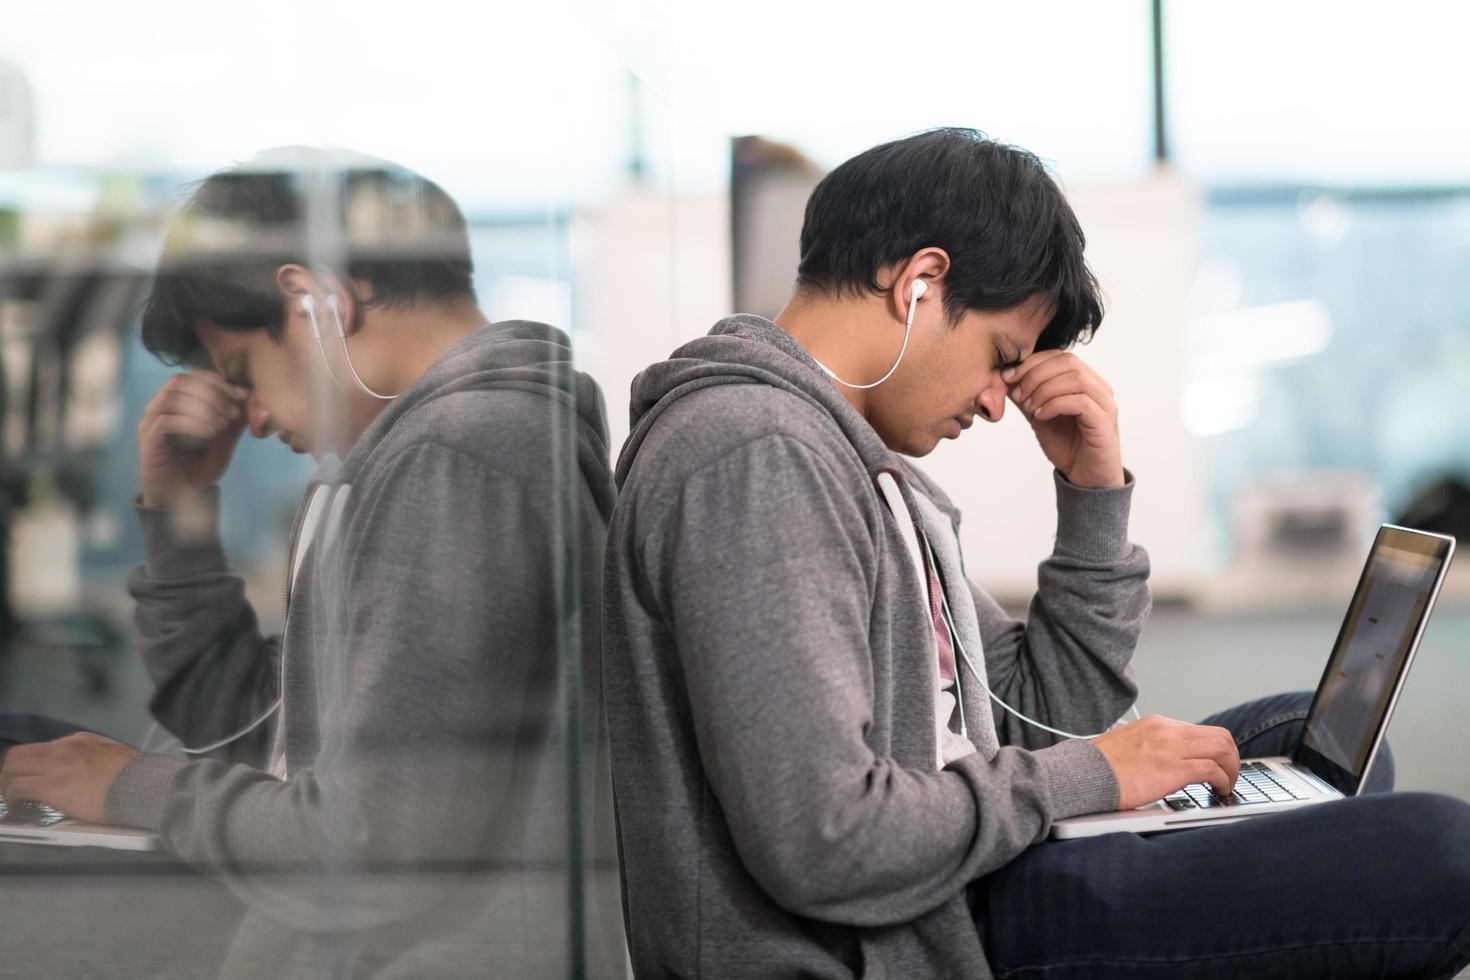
[136,487,229,580]
[105,752,190,831]
[1034,738,1119,820]
[1052,468,1136,561]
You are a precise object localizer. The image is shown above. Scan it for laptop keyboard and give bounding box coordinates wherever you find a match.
[1162,761,1312,810]
[0,796,66,827]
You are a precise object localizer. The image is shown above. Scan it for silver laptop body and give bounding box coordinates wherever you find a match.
[0,797,158,851]
[1052,524,1455,840]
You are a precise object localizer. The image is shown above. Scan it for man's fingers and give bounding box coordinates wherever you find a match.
[0,775,47,804]
[145,414,226,444]
[172,377,243,413]
[1005,351,1113,400]
[1001,348,1069,387]
[142,373,247,426]
[0,742,46,777]
[1205,725,1241,760]
[1182,725,1238,753]
[1028,392,1109,427]
[1015,371,1115,419]
[166,374,245,414]
[1186,760,1233,798]
[150,389,239,429]
[186,369,249,400]
[151,372,239,409]
[1205,763,1234,798]
[1097,716,1248,809]
[1184,732,1241,787]
[0,754,43,799]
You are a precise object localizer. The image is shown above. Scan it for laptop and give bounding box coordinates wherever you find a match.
[0,795,158,851]
[1052,523,1455,840]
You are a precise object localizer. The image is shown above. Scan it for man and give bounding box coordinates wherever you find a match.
[0,150,624,978]
[603,129,1470,978]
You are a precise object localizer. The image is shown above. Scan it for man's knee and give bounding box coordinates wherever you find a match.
[1281,689,1315,712]
[1372,793,1470,904]
[1206,690,1315,757]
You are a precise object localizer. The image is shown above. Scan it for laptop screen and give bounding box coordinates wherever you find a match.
[1294,525,1454,795]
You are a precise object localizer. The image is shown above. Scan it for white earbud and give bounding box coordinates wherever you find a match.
[816,278,927,390]
[300,293,318,334]
[300,294,349,393]
[324,294,347,339]
[299,292,398,400]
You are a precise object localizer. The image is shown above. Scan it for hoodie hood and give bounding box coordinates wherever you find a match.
[338,319,614,519]
[619,314,903,491]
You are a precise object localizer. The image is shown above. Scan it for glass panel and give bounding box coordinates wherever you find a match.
[0,9,623,976]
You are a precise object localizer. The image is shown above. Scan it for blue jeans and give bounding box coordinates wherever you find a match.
[975,691,1470,979]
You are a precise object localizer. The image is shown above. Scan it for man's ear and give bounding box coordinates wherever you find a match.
[274,264,316,313]
[274,265,361,335]
[887,247,951,323]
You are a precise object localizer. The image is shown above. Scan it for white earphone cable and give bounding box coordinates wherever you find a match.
[813,281,924,390]
[325,295,397,400]
[137,697,282,757]
[301,295,350,394]
[922,533,1136,741]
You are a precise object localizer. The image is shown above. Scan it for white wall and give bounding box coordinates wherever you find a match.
[574,187,732,464]
[576,173,1207,601]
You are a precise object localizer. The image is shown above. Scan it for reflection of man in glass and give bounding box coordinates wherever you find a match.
[0,149,624,978]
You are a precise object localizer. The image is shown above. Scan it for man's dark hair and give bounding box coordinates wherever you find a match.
[141,147,476,365]
[796,128,1102,350]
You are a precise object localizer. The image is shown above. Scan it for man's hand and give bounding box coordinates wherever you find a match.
[139,371,250,508]
[1003,351,1124,489]
[1089,715,1241,810]
[0,733,139,824]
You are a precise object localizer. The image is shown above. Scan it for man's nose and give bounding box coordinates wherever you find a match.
[247,398,273,438]
[976,385,1006,423]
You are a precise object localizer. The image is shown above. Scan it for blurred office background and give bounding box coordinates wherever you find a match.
[2,0,1469,958]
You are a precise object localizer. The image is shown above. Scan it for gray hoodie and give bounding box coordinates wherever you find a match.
[604,315,1149,978]
[110,321,625,979]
